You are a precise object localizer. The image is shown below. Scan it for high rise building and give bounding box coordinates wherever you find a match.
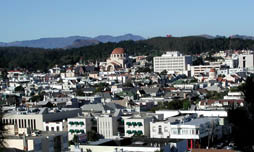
[153,51,192,73]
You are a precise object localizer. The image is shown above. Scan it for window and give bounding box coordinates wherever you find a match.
[196,129,199,134]
[192,129,195,135]
[158,125,162,134]
[51,127,54,131]
[31,119,33,130]
[57,126,60,131]
[28,119,30,128]
[24,119,27,128]
[46,126,49,131]
[164,127,168,132]
[34,119,36,129]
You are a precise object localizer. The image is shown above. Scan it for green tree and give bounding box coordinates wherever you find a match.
[183,100,191,110]
[228,75,254,151]
[14,86,25,92]
[76,89,85,96]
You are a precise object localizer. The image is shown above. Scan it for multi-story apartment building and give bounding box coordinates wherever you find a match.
[67,116,92,141]
[153,51,192,73]
[97,115,118,139]
[124,116,153,138]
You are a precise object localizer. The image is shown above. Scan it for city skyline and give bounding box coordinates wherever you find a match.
[1,0,254,42]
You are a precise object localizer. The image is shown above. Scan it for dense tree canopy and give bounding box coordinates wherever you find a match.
[228,75,254,151]
[1,37,254,71]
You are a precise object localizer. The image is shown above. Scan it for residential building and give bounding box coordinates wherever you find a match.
[124,116,153,138]
[223,92,243,100]
[197,99,244,110]
[67,116,92,141]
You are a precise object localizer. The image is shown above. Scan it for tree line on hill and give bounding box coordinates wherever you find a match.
[1,37,254,71]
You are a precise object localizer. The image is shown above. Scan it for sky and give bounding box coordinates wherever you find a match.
[1,0,254,42]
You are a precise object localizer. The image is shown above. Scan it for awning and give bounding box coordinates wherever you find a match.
[132,122,137,126]
[137,122,143,126]
[69,129,74,133]
[75,129,80,133]
[126,130,132,134]
[79,122,84,125]
[132,130,137,134]
[126,122,132,126]
[80,130,85,133]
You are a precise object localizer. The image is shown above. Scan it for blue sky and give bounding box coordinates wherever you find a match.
[1,0,254,42]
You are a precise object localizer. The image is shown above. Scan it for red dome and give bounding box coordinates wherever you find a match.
[112,48,125,54]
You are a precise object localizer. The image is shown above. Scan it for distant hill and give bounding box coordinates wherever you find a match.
[230,34,254,40]
[94,34,145,43]
[0,34,145,49]
[65,39,100,49]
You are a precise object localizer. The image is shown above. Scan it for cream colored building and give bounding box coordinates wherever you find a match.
[4,125,68,152]
[190,64,220,77]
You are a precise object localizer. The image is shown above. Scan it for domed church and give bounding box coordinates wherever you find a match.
[104,48,130,71]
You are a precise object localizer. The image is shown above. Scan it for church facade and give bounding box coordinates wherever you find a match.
[101,48,131,71]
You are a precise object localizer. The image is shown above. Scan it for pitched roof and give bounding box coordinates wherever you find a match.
[81,103,105,112]
[143,87,160,94]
